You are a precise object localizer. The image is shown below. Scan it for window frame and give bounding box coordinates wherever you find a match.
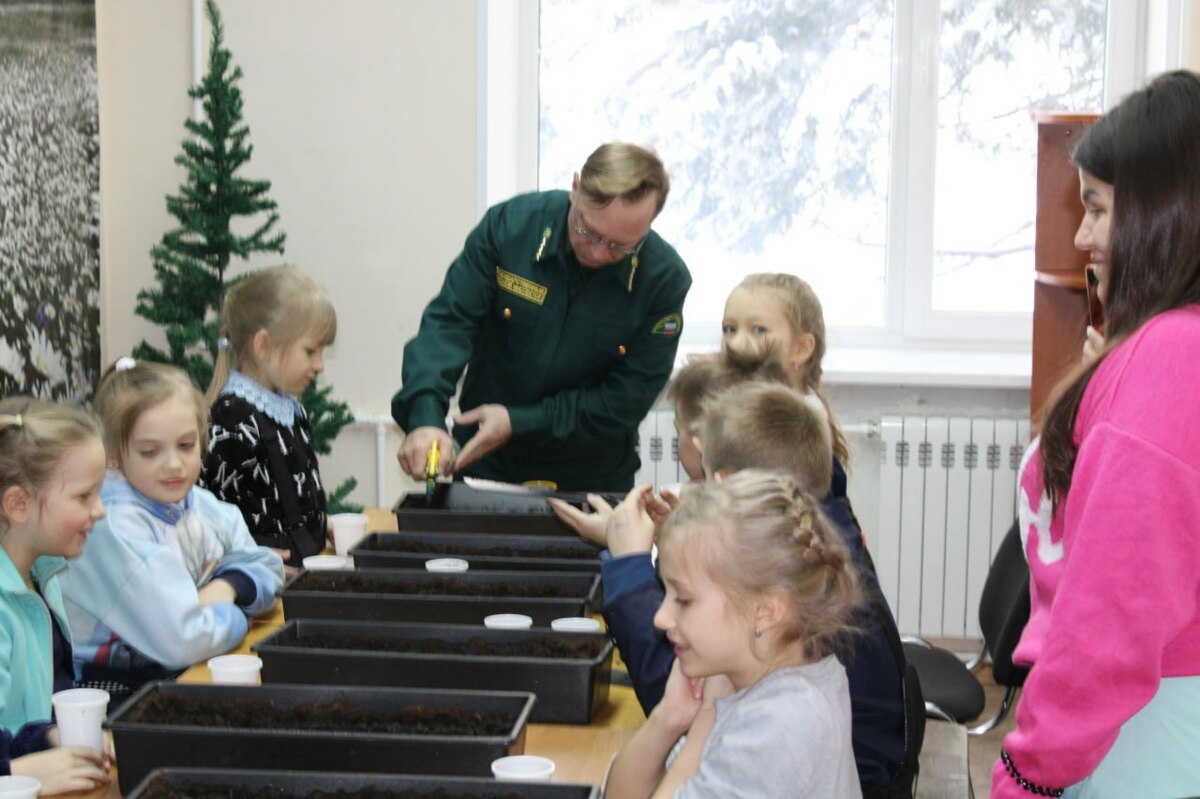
[481,0,1163,367]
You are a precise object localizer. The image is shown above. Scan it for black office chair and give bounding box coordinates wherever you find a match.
[903,519,1031,735]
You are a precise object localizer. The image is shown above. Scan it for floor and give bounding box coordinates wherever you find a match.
[966,664,1020,797]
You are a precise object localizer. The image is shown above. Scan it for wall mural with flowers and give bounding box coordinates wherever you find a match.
[0,0,99,401]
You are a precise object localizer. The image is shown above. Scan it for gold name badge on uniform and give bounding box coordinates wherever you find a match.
[496,266,548,306]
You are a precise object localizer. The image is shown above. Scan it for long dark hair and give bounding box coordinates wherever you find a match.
[1042,70,1200,506]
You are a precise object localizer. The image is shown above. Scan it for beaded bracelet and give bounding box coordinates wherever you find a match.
[1000,748,1065,797]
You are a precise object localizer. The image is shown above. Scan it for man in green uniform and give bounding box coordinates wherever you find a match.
[392,143,691,492]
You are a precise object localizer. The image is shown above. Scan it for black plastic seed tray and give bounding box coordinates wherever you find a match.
[351,531,602,573]
[107,681,534,794]
[254,619,613,724]
[128,768,600,799]
[394,483,622,536]
[281,568,601,626]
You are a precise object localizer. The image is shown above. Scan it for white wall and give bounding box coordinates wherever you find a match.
[95,0,1196,518]
[97,0,480,507]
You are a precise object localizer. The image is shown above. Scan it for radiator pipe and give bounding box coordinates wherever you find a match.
[352,413,399,508]
[841,420,879,439]
[191,0,202,121]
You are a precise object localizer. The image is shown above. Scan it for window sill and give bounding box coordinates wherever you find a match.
[822,346,1031,389]
[674,344,1031,390]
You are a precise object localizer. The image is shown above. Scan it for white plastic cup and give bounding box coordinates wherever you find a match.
[551,617,601,633]
[331,512,369,556]
[484,613,533,630]
[51,688,109,754]
[207,654,263,685]
[425,557,469,573]
[491,754,556,782]
[0,776,41,799]
[303,554,350,571]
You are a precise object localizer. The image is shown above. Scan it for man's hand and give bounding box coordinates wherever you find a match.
[398,426,455,480]
[453,404,513,473]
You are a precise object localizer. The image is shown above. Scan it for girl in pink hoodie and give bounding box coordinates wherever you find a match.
[993,71,1200,799]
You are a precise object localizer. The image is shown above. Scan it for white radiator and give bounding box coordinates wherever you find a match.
[876,415,1031,639]
[633,409,1031,641]
[634,409,683,488]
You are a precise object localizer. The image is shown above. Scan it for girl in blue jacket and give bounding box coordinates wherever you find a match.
[59,359,284,693]
[0,398,111,793]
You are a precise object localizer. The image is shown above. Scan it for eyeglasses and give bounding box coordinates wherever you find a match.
[569,208,645,257]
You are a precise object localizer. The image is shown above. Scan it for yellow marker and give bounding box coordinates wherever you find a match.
[425,440,440,498]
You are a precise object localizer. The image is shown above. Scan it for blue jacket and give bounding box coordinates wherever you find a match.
[58,472,284,673]
[0,549,70,732]
[0,721,52,777]
[601,465,906,790]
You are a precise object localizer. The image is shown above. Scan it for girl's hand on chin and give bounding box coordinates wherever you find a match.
[652,660,704,736]
[701,673,736,706]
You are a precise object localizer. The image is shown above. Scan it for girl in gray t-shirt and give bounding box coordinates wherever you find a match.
[605,470,863,798]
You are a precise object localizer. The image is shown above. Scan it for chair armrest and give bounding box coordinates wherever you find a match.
[902,635,934,648]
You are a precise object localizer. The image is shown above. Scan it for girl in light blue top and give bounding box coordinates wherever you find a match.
[59,359,283,691]
[0,398,111,793]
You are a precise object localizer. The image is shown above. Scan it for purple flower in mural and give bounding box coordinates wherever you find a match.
[35,304,49,328]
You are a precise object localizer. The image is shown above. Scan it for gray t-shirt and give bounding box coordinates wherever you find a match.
[676,656,862,799]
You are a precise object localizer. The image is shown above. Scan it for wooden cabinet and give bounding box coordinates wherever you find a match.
[1031,112,1099,430]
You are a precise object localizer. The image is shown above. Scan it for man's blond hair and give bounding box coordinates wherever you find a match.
[578,143,670,214]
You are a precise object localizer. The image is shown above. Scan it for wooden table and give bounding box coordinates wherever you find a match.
[78,508,640,796]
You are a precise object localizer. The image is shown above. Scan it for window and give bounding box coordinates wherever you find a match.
[491,1,1129,353]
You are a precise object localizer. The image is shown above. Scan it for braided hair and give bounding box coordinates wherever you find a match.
[660,469,860,661]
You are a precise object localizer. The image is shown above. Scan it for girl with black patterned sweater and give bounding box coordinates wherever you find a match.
[201,266,337,566]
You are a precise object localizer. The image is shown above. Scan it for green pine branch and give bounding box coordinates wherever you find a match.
[328,477,362,515]
[300,378,355,456]
[133,0,359,510]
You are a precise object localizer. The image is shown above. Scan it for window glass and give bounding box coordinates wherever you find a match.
[930,1,1106,314]
[540,1,895,333]
[539,1,1107,337]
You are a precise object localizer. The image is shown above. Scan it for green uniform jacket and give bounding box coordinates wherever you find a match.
[392,190,691,491]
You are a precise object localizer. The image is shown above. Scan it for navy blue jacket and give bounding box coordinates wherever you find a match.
[0,722,51,776]
[601,461,906,791]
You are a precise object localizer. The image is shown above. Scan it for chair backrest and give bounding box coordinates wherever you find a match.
[977,519,1032,687]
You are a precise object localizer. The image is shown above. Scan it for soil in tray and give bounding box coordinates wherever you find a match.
[375,539,598,561]
[124,693,514,736]
[289,633,607,660]
[142,777,529,799]
[293,573,581,598]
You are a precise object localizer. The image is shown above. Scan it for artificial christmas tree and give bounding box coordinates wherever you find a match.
[133,0,282,389]
[135,0,359,512]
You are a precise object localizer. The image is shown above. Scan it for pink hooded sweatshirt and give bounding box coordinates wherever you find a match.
[992,306,1200,797]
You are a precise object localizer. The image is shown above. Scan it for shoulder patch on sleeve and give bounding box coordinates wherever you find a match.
[651,313,682,336]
